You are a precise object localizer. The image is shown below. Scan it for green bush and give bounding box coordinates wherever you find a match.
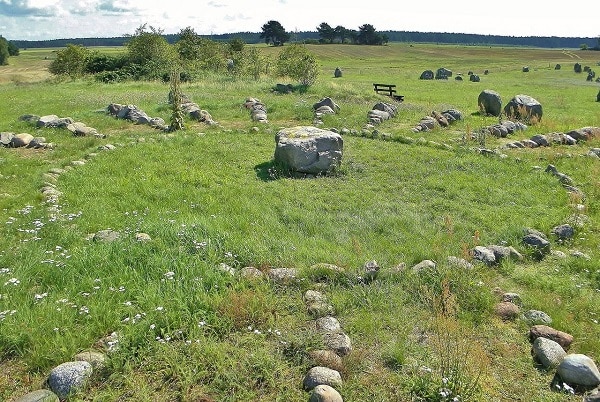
[48,44,92,77]
[276,44,319,86]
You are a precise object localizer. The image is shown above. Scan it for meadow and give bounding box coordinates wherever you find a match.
[0,42,599,401]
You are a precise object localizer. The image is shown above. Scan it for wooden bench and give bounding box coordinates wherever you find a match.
[373,83,404,102]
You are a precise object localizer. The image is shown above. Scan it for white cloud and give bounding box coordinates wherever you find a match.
[1,0,599,41]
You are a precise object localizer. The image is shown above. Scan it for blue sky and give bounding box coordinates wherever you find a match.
[1,0,598,41]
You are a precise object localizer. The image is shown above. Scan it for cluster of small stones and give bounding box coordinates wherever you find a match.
[173,93,218,126]
[490,227,600,396]
[312,97,340,126]
[301,263,362,401]
[243,97,268,123]
[1,112,107,149]
[475,119,528,139]
[0,131,53,149]
[24,114,106,139]
[412,109,463,132]
[420,68,476,81]
[502,127,600,149]
[575,63,600,83]
[542,164,586,200]
[366,101,398,125]
[106,103,169,130]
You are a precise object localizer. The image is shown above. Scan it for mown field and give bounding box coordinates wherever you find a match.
[0,43,599,401]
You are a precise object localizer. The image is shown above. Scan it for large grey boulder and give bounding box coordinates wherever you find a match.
[373,102,398,118]
[504,94,543,123]
[522,230,550,257]
[523,309,552,325]
[47,361,93,400]
[10,133,34,147]
[532,337,566,369]
[267,267,298,284]
[436,67,452,79]
[313,97,340,113]
[36,115,61,128]
[478,89,502,116]
[0,131,14,146]
[66,122,100,137]
[368,109,390,124]
[316,316,342,334]
[419,70,434,80]
[274,126,343,175]
[557,354,600,388]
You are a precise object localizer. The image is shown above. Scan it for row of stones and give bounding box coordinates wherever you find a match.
[108,100,217,129]
[244,97,268,123]
[488,160,600,397]
[12,257,598,402]
[301,287,348,402]
[9,115,597,400]
[1,113,105,149]
[310,96,399,128]
[1,98,217,150]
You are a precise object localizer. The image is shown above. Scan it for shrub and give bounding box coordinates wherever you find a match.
[0,36,9,65]
[124,24,176,80]
[85,53,127,74]
[48,44,92,78]
[276,44,319,86]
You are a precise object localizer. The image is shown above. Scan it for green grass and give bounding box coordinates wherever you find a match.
[0,43,599,401]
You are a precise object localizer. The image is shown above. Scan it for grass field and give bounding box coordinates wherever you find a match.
[0,43,599,401]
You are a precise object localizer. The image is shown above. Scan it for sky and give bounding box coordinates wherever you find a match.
[0,0,599,41]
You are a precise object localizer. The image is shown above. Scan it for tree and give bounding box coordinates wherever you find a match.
[358,24,377,45]
[260,20,290,46]
[6,39,19,56]
[276,44,319,86]
[334,26,350,44]
[126,24,173,65]
[317,22,336,44]
[176,26,202,61]
[0,37,9,66]
[48,44,91,77]
[227,37,246,53]
[355,24,387,45]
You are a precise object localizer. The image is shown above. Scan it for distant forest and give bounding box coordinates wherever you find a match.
[11,30,600,50]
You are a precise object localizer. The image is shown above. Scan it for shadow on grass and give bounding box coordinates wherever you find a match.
[254,160,296,182]
[254,160,329,181]
[272,83,310,94]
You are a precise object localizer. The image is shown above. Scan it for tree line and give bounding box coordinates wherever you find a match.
[7,29,599,50]
[258,21,389,46]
